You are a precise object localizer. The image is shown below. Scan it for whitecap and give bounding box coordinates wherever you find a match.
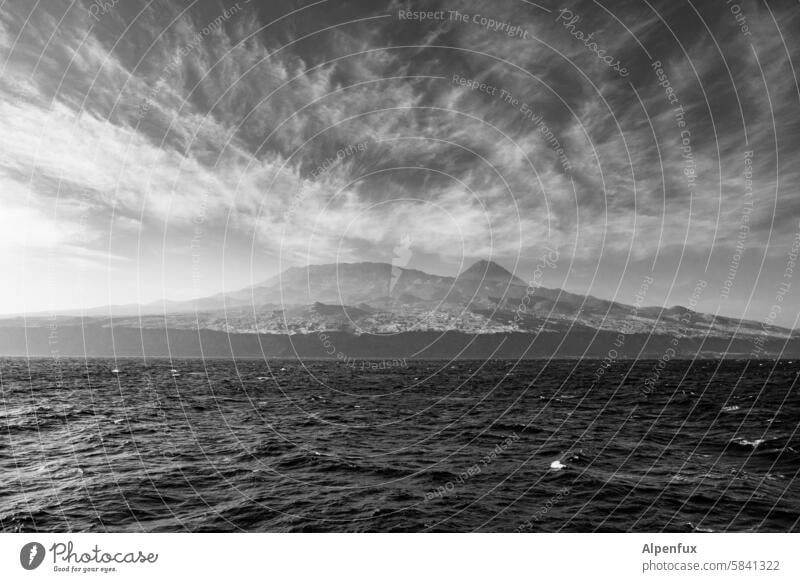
[734,438,765,447]
[687,522,714,533]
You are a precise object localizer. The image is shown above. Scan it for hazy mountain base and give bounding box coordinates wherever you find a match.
[2,324,798,359]
[10,261,795,361]
[39,261,792,341]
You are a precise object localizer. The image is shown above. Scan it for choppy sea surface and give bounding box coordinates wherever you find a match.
[1,358,798,532]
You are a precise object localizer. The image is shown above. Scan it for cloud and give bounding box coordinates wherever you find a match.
[0,0,799,322]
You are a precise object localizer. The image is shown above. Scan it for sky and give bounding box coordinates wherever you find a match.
[1,0,799,326]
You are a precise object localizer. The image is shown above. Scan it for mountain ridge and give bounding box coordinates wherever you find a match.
[4,260,796,342]
[3,257,799,358]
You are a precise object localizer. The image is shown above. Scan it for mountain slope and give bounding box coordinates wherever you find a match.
[458,259,524,283]
[4,260,795,348]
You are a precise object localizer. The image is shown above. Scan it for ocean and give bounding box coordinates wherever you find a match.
[1,358,798,532]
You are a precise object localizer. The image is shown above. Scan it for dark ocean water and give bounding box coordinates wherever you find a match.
[1,358,799,532]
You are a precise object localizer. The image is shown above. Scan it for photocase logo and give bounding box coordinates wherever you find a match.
[20,542,46,570]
